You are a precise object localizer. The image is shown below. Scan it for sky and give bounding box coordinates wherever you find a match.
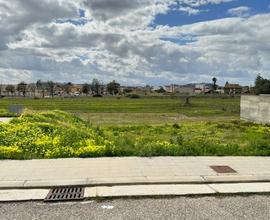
[0,0,270,86]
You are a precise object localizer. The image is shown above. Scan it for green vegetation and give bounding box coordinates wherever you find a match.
[0,111,111,159]
[126,94,141,99]
[1,111,270,159]
[0,96,240,117]
[78,113,237,125]
[0,109,18,117]
[255,74,270,94]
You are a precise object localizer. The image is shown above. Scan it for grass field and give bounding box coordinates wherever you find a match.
[0,109,18,117]
[1,96,258,159]
[0,110,270,159]
[0,96,240,124]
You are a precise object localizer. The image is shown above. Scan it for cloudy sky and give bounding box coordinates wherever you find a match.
[0,0,270,86]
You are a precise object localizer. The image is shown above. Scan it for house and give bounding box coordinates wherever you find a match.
[215,86,225,94]
[120,86,135,94]
[164,84,180,93]
[194,83,213,94]
[120,86,151,94]
[224,82,242,94]
[176,84,195,94]
[241,86,250,94]
[70,84,83,95]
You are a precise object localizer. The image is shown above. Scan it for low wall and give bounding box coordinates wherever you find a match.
[241,95,270,124]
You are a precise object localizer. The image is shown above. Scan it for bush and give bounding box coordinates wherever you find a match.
[0,111,110,159]
[93,94,103,97]
[126,94,140,99]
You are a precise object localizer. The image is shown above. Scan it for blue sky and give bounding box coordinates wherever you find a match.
[1,0,270,86]
[155,0,270,27]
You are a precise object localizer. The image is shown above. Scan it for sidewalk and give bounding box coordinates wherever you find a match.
[1,157,270,189]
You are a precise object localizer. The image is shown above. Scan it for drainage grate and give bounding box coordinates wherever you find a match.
[210,165,237,174]
[44,187,85,202]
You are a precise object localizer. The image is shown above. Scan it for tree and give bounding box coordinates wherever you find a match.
[64,82,73,95]
[254,74,270,95]
[107,80,120,95]
[91,79,101,96]
[5,85,15,96]
[212,77,218,90]
[82,83,91,95]
[155,87,166,93]
[47,81,55,98]
[36,80,46,98]
[17,82,27,97]
[27,83,37,97]
[123,88,133,94]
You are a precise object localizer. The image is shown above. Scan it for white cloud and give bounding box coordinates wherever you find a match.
[228,6,251,17]
[0,68,33,84]
[180,0,234,7]
[0,0,269,86]
[178,6,202,15]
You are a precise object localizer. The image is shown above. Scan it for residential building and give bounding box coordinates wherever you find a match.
[224,82,242,94]
[194,83,213,94]
[164,84,180,93]
[176,84,195,94]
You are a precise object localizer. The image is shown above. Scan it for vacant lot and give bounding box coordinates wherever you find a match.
[1,96,258,160]
[1,110,270,159]
[0,96,240,124]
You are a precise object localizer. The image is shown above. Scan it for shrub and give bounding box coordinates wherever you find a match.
[0,111,110,159]
[93,94,103,97]
[126,94,140,99]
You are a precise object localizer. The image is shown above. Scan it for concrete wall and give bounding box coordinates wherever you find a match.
[241,95,270,124]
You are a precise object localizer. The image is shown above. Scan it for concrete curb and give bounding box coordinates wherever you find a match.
[2,182,270,202]
[0,189,49,202]
[2,175,270,189]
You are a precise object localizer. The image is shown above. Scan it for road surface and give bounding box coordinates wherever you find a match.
[1,195,270,220]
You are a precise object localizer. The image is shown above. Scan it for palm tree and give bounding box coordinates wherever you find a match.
[212,77,217,90]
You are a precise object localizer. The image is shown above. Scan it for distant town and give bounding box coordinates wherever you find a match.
[0,78,255,98]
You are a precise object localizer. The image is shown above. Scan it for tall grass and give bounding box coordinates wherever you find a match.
[0,111,270,159]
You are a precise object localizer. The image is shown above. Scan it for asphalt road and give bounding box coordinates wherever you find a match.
[1,195,270,220]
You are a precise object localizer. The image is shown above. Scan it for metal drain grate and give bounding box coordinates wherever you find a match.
[210,165,237,174]
[44,187,85,202]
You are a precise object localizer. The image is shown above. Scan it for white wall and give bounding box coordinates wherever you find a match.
[241,95,270,124]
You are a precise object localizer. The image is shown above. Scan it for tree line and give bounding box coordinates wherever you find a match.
[0,79,121,97]
[254,75,270,95]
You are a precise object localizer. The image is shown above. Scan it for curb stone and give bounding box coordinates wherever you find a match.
[2,183,270,202]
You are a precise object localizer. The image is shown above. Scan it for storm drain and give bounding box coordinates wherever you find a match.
[210,165,237,174]
[44,187,85,202]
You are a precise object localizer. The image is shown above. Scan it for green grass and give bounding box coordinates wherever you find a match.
[0,96,240,116]
[78,113,238,125]
[0,109,18,117]
[1,111,270,159]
